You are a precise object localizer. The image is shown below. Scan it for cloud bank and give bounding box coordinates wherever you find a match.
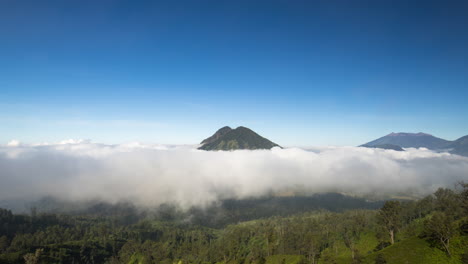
[1,140,467,209]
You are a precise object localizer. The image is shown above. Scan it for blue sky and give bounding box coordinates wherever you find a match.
[1,0,468,146]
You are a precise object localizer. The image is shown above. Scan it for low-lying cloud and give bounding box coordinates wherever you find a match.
[1,140,467,209]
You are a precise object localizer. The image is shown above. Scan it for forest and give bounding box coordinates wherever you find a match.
[0,184,467,264]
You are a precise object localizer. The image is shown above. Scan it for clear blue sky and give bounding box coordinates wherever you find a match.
[1,0,468,146]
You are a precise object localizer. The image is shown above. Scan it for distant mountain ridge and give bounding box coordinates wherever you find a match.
[361,132,468,156]
[447,135,468,156]
[364,144,404,151]
[199,126,280,151]
[361,132,451,149]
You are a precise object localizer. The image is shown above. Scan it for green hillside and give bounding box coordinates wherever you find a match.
[362,235,468,264]
[199,126,280,150]
[1,184,467,264]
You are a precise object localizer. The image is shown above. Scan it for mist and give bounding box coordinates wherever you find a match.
[1,140,467,209]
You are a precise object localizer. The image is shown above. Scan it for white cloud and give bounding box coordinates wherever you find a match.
[6,140,21,147]
[0,141,467,209]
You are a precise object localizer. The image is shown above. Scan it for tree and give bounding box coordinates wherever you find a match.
[415,195,435,218]
[23,248,43,264]
[341,211,367,261]
[374,253,387,264]
[459,182,468,216]
[0,236,9,253]
[433,188,462,217]
[258,256,267,264]
[424,211,457,257]
[461,249,468,264]
[377,201,402,245]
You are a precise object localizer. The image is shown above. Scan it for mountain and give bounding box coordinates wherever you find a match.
[446,135,468,156]
[199,126,280,150]
[363,144,404,151]
[362,132,468,157]
[200,126,232,145]
[361,132,451,149]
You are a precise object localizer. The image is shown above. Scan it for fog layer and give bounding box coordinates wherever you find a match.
[1,141,467,208]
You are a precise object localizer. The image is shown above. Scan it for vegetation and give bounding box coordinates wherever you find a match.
[377,201,402,245]
[199,126,280,150]
[200,126,233,145]
[0,184,467,264]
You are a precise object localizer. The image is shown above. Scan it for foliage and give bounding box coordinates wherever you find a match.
[423,212,457,256]
[377,201,402,245]
[0,184,467,264]
[199,126,279,150]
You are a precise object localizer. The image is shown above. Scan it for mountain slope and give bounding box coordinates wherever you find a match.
[363,144,404,151]
[361,132,451,149]
[200,126,232,145]
[447,135,468,157]
[199,126,280,150]
[362,235,468,264]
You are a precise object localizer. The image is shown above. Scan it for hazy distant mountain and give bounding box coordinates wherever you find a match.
[199,126,280,150]
[447,135,468,156]
[361,132,451,149]
[363,144,404,151]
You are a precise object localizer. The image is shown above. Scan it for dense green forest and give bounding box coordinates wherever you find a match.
[0,185,467,264]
